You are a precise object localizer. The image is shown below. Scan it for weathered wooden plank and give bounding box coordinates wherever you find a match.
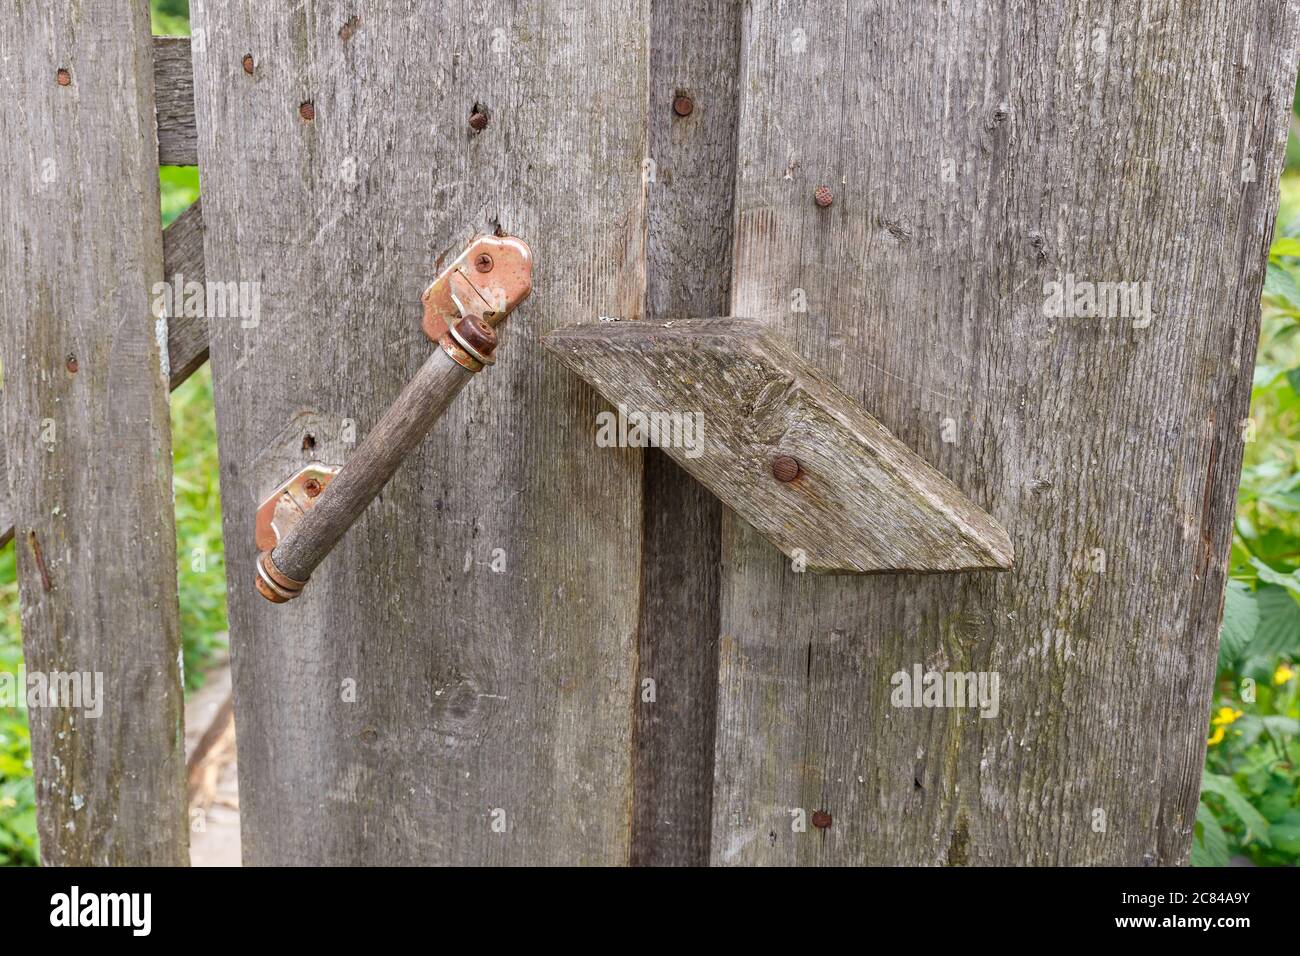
[154,36,197,166]
[547,319,1013,572]
[0,203,207,548]
[631,0,741,866]
[161,200,209,390]
[0,2,188,864]
[710,0,1300,865]
[191,0,648,864]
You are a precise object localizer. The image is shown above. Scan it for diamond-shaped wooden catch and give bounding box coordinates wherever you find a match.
[544,318,1012,573]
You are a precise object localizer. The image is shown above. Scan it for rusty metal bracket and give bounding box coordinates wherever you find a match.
[254,462,341,553]
[422,234,533,344]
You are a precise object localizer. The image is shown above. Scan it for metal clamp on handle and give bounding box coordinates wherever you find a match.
[255,234,533,604]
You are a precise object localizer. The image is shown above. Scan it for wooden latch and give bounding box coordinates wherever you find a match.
[543,318,1012,573]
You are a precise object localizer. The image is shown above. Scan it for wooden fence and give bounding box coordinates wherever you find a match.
[1,0,1298,865]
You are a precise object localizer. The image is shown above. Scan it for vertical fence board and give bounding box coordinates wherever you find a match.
[191,0,648,864]
[0,1,188,864]
[631,0,742,866]
[711,0,1300,865]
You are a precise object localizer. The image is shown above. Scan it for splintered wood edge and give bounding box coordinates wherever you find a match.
[543,318,1013,573]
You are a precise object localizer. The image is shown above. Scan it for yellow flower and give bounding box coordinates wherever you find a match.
[1274,663,1296,686]
[1211,707,1243,727]
[1207,726,1226,746]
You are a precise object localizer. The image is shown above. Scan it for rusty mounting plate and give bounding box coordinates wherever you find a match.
[421,234,533,343]
[254,463,341,552]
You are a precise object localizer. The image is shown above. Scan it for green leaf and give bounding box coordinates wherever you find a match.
[1270,809,1300,855]
[1265,263,1300,310]
[1249,559,1300,595]
[1249,586,1300,659]
[1192,803,1231,867]
[1270,236,1300,259]
[1201,772,1272,847]
[1219,581,1259,669]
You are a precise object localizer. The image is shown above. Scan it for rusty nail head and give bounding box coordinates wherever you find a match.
[299,101,316,121]
[812,810,832,829]
[56,69,71,86]
[772,455,801,482]
[814,185,833,208]
[474,252,494,273]
[242,54,255,74]
[65,355,78,374]
[469,111,489,131]
[303,478,323,498]
[672,94,694,117]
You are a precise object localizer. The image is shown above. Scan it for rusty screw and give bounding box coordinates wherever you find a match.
[771,455,801,482]
[242,54,255,75]
[303,478,323,498]
[56,69,71,86]
[469,110,489,132]
[812,810,832,829]
[814,185,833,208]
[65,355,78,374]
[299,101,316,121]
[473,252,494,274]
[672,94,694,117]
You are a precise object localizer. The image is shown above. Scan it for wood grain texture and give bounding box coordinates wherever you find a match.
[710,0,1300,865]
[0,202,207,548]
[271,351,472,584]
[191,0,648,864]
[631,0,741,866]
[0,0,188,864]
[162,200,209,390]
[547,319,1013,572]
[154,35,197,166]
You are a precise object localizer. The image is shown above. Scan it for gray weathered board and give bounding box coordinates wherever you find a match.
[632,0,742,866]
[190,0,648,864]
[0,202,206,546]
[546,319,1013,573]
[154,35,198,166]
[709,0,1300,865]
[0,34,205,548]
[0,3,188,863]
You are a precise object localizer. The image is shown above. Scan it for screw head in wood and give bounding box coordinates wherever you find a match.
[299,101,316,121]
[56,69,71,86]
[814,185,833,208]
[672,94,694,117]
[811,810,832,829]
[473,252,494,273]
[469,111,489,131]
[771,455,801,482]
[242,54,255,74]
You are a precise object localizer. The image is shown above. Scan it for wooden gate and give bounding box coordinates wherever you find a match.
[2,0,1298,866]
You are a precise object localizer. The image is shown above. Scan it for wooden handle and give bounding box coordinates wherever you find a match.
[257,349,475,600]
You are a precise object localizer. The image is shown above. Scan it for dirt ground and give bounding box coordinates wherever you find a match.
[184,659,241,866]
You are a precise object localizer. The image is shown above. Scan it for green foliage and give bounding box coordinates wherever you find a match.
[151,0,190,37]
[0,546,36,866]
[171,365,229,690]
[1198,219,1300,866]
[160,166,200,227]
